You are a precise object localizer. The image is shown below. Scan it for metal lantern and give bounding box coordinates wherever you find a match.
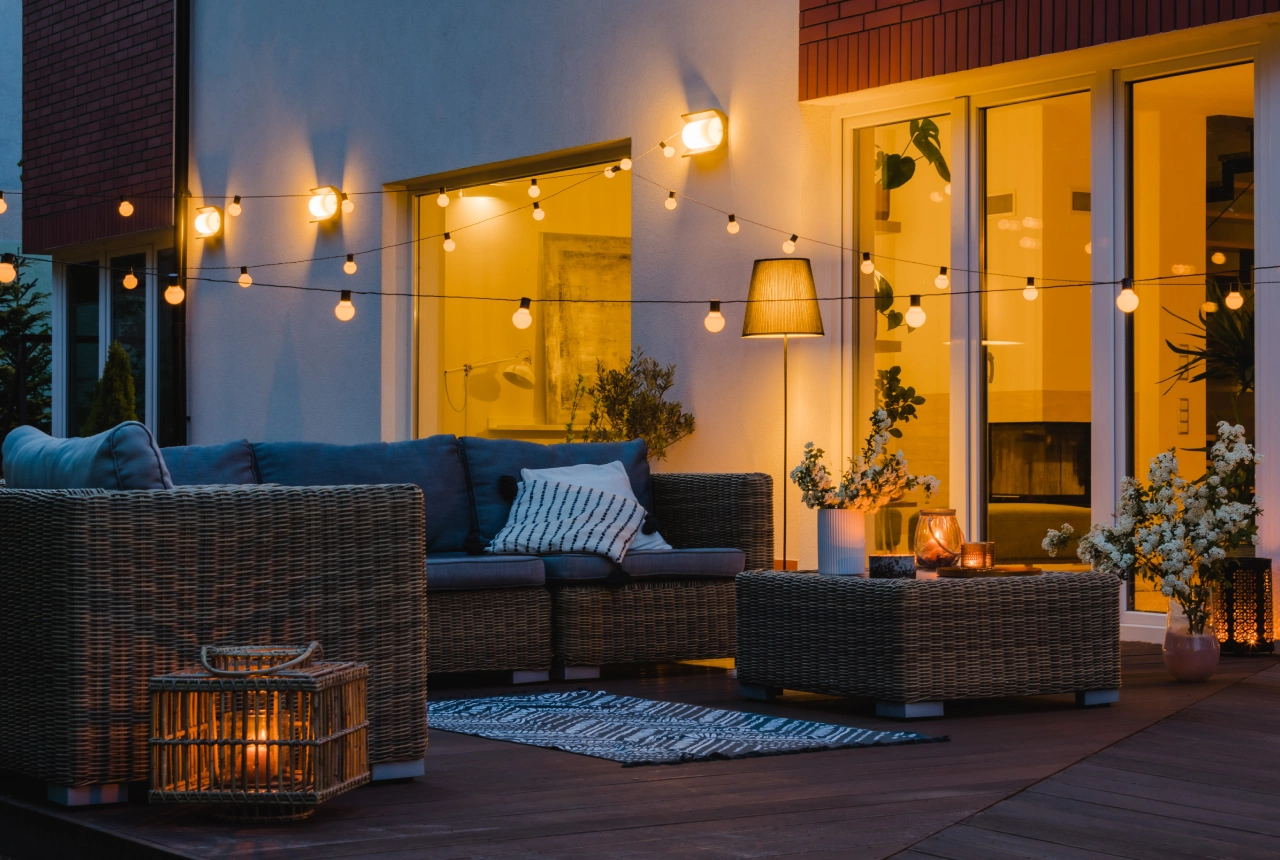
[1212,557,1275,655]
[149,643,369,821]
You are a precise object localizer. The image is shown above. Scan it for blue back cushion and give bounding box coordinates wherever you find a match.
[252,435,471,553]
[1,421,173,490]
[460,437,651,541]
[162,440,260,486]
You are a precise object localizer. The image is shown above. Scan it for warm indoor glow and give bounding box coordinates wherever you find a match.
[665,191,677,210]
[528,179,540,198]
[227,195,242,216]
[309,186,340,221]
[335,289,356,321]
[860,252,874,274]
[681,109,727,155]
[343,253,357,274]
[1116,278,1139,313]
[437,187,450,207]
[1225,284,1245,310]
[164,274,184,305]
[194,205,223,237]
[512,297,533,329]
[1085,241,1092,254]
[782,234,797,254]
[0,253,16,284]
[123,268,138,290]
[238,266,252,287]
[442,232,455,252]
[935,266,949,289]
[118,196,134,217]
[704,300,725,332]
[1022,276,1038,301]
[532,202,545,220]
[1211,251,1227,265]
[905,295,926,328]
[726,214,739,234]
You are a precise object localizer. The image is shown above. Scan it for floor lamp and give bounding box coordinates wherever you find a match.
[742,258,825,570]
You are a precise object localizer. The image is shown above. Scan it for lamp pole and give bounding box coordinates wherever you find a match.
[782,333,788,569]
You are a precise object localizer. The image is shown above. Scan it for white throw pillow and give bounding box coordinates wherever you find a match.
[521,461,672,551]
[487,478,644,562]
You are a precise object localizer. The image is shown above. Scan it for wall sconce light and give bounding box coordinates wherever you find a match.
[123,268,138,289]
[905,295,926,328]
[1023,276,1038,301]
[309,186,341,222]
[0,253,16,284]
[1116,277,1139,313]
[239,266,252,287]
[228,195,242,216]
[335,289,355,321]
[118,196,134,217]
[704,300,725,333]
[681,109,727,155]
[164,273,184,305]
[343,253,357,274]
[194,205,223,238]
[512,297,532,329]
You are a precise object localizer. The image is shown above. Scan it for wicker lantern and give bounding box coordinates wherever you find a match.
[149,643,370,821]
[1212,557,1275,655]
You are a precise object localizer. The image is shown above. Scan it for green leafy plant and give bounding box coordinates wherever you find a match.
[876,365,925,438]
[875,118,950,191]
[565,347,695,461]
[1163,280,1254,400]
[81,341,138,436]
[0,257,52,472]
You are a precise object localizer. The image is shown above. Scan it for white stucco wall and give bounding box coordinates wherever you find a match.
[189,0,842,567]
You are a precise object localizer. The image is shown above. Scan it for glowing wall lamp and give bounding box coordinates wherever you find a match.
[194,205,223,238]
[681,109,727,155]
[309,186,341,222]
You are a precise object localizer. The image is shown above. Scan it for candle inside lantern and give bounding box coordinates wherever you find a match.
[243,708,276,786]
[961,542,986,568]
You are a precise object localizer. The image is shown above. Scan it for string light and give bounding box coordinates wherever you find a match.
[334,289,355,321]
[620,157,633,171]
[935,266,949,289]
[0,191,8,214]
[436,187,449,207]
[1201,300,1218,314]
[239,266,252,287]
[194,205,223,238]
[308,186,340,221]
[1085,241,1092,255]
[782,234,797,254]
[532,202,545,221]
[1225,283,1244,310]
[665,191,677,210]
[123,268,138,289]
[118,196,134,217]
[528,179,540,198]
[0,253,16,284]
[860,252,874,274]
[1023,276,1038,301]
[945,183,952,195]
[343,253,357,275]
[604,165,619,178]
[1211,252,1227,265]
[905,295,926,328]
[227,195,242,216]
[661,141,675,157]
[442,232,455,252]
[704,300,725,332]
[341,192,354,214]
[164,273,184,305]
[1116,278,1139,313]
[512,297,532,329]
[726,214,739,234]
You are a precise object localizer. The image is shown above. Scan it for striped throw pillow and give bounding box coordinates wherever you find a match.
[487,479,645,563]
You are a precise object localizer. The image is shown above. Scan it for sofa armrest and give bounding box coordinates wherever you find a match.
[0,483,425,787]
[651,472,774,571]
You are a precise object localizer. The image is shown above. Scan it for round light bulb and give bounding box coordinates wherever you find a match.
[118,197,134,217]
[934,267,949,289]
[726,215,739,234]
[1211,252,1227,265]
[0,256,16,284]
[123,269,138,290]
[335,290,356,322]
[1225,287,1244,310]
[944,183,952,196]
[1115,279,1139,313]
[782,235,797,254]
[1201,301,1218,314]
[228,195,242,216]
[860,254,874,275]
[604,165,617,178]
[239,266,252,287]
[704,301,725,333]
[930,191,943,203]
[512,298,533,330]
[442,233,455,252]
[1085,241,1092,255]
[341,194,354,214]
[164,284,184,305]
[436,188,449,207]
[0,192,9,214]
[905,297,926,328]
[665,192,677,210]
[528,179,540,198]
[532,203,545,221]
[1023,278,1038,301]
[344,254,357,275]
[662,141,675,157]
[620,157,633,171]
[1171,263,1192,275]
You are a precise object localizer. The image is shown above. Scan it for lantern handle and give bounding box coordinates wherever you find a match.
[198,641,322,677]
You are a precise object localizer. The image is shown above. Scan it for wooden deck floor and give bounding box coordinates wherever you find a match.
[2,645,1278,859]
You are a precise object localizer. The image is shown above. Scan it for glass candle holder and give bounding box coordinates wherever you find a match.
[961,542,987,569]
[914,509,964,570]
[982,541,996,567]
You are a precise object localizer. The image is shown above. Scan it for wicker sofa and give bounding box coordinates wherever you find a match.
[0,482,428,801]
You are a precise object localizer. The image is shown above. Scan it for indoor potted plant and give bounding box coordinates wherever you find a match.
[1044,421,1260,681]
[792,366,938,575]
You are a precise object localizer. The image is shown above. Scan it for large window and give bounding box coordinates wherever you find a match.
[416,161,631,440]
[110,253,147,420]
[66,261,99,435]
[1131,64,1254,611]
[857,117,952,553]
[983,92,1092,564]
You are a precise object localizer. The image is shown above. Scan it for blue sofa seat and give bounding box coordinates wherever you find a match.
[427,553,545,591]
[541,548,745,582]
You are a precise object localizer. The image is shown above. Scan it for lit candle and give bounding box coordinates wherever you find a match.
[243,710,275,786]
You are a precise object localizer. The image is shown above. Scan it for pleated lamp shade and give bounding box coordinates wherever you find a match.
[741,258,824,338]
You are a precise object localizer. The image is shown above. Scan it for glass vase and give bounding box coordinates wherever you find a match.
[914,508,963,569]
[1163,598,1220,682]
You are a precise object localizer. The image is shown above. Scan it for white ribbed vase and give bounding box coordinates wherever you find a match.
[817,508,866,576]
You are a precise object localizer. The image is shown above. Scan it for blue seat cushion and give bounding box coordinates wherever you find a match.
[428,552,545,590]
[542,548,745,582]
[1,422,173,490]
[460,437,652,542]
[162,440,260,485]
[253,435,471,553]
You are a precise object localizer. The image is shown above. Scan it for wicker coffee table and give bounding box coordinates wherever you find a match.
[736,570,1121,718]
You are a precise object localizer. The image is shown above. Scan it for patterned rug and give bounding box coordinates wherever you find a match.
[428,690,947,766]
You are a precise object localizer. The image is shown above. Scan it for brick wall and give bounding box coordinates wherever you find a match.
[23,0,175,254]
[799,0,1280,99]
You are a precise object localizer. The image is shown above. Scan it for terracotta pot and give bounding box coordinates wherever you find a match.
[1162,630,1220,682]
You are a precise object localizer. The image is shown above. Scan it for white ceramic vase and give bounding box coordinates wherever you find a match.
[817,508,866,575]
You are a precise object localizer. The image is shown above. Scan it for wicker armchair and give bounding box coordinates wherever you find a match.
[551,472,774,667]
[0,484,427,799]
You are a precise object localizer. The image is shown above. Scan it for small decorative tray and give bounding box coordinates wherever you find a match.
[937,564,1042,578]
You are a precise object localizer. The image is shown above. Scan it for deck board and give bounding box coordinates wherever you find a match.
[2,646,1278,859]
